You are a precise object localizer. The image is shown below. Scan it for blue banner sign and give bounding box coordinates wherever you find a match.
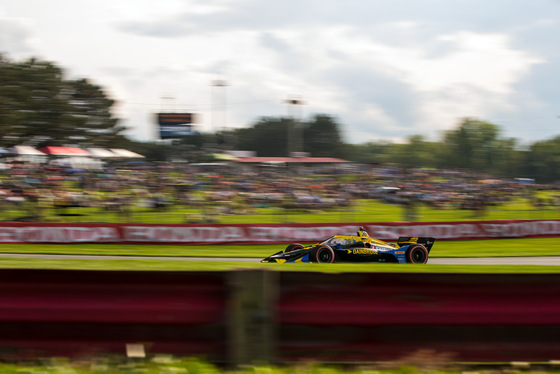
[157,113,197,139]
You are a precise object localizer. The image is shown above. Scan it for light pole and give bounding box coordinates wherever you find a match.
[211,80,228,134]
[285,96,305,157]
[160,95,176,113]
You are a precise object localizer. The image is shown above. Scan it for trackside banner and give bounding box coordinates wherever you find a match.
[1,220,560,244]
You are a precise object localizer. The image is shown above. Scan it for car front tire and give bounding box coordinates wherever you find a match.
[311,245,335,263]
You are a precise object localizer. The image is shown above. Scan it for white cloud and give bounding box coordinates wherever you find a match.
[0,12,37,57]
[408,32,543,92]
[0,0,559,145]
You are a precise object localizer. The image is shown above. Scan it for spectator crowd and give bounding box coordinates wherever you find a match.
[0,159,555,223]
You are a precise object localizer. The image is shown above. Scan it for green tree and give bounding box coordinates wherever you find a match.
[228,114,346,158]
[233,117,291,156]
[0,55,125,147]
[440,118,502,172]
[390,135,440,169]
[66,78,127,146]
[303,114,345,158]
[490,137,527,178]
[526,136,560,183]
[343,140,394,164]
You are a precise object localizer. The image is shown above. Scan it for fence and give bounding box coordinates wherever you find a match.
[0,269,560,364]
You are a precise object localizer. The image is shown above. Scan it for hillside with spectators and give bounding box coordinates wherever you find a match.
[0,159,556,224]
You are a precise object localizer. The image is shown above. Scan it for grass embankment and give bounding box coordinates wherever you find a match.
[4,196,560,224]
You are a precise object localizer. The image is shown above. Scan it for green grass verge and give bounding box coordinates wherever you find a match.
[1,238,560,258]
[0,356,555,374]
[0,257,559,273]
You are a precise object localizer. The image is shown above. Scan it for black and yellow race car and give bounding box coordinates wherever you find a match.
[261,227,435,264]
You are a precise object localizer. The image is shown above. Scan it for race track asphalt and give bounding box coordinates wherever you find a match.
[1,253,560,265]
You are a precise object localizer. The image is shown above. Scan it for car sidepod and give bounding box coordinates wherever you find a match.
[337,244,428,264]
[333,243,405,263]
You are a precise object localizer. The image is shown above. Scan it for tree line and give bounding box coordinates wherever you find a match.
[1,55,559,183]
[190,115,560,184]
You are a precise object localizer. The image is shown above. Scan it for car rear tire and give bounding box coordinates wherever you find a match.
[285,243,304,252]
[311,245,335,263]
[406,245,429,264]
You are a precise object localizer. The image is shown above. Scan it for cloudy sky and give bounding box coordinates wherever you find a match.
[1,0,559,145]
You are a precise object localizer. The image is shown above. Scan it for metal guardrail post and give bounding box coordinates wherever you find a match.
[227,270,278,366]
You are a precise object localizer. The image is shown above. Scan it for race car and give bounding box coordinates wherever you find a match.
[261,227,435,264]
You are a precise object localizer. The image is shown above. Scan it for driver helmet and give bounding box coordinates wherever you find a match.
[358,227,369,238]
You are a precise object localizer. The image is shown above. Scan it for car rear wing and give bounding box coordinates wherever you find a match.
[397,237,436,252]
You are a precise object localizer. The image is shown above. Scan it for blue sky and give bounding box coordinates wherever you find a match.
[1,0,559,145]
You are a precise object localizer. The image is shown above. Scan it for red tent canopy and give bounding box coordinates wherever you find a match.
[39,147,91,156]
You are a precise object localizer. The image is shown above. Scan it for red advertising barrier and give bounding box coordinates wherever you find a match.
[1,220,560,244]
[0,270,228,359]
[1,269,560,363]
[276,272,560,362]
